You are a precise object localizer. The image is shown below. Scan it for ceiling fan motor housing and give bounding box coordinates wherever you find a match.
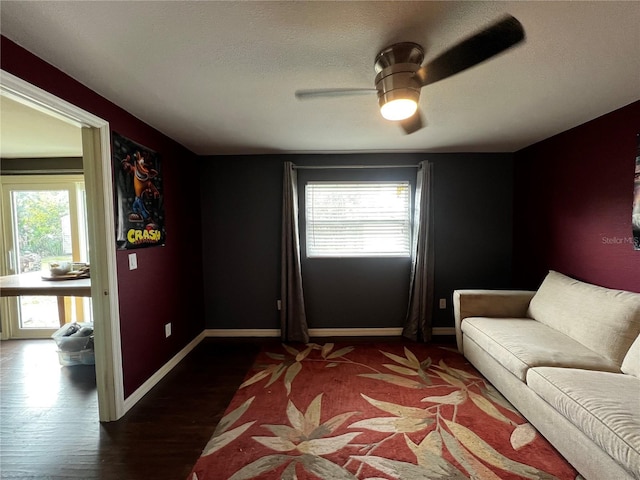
[295,16,524,133]
[374,42,424,109]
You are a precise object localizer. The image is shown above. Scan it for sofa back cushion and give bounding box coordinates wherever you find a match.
[621,334,640,377]
[527,271,640,366]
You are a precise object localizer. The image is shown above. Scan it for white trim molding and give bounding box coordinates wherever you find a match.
[205,327,456,338]
[123,331,206,413]
[0,70,124,422]
[206,329,280,337]
[311,327,403,337]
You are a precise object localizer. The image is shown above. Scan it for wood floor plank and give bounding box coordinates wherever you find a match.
[0,337,263,480]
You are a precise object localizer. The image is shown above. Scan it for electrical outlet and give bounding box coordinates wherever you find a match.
[128,253,137,270]
[439,298,446,309]
[165,323,171,338]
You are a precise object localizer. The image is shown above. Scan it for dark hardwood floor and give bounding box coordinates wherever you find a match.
[1,335,456,479]
[0,337,268,480]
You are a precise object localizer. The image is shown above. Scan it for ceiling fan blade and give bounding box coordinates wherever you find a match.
[295,88,377,100]
[415,14,525,87]
[400,109,424,135]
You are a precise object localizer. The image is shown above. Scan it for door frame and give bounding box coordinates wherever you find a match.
[1,70,125,421]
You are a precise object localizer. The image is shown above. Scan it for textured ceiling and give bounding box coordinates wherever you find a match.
[1,1,638,155]
[0,95,82,158]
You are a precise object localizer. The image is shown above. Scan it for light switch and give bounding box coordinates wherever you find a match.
[128,253,137,270]
[439,298,446,309]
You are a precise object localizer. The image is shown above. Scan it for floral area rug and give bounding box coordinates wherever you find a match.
[188,342,579,479]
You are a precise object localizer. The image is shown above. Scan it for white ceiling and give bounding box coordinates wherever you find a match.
[0,95,82,158]
[1,1,638,156]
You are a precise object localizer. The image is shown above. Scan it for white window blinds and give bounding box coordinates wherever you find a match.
[305,181,411,257]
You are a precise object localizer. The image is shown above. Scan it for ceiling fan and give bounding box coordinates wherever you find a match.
[295,14,525,134]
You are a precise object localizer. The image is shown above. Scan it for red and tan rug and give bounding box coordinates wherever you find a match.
[188,342,579,479]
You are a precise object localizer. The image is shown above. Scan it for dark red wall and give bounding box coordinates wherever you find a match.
[513,101,640,293]
[2,36,205,397]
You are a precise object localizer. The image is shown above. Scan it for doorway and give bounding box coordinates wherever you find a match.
[1,175,91,337]
[0,70,124,421]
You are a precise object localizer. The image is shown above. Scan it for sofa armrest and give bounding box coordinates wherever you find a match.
[453,289,536,352]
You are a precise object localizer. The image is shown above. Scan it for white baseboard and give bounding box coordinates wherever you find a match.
[205,327,456,338]
[121,326,456,414]
[123,330,206,413]
[311,327,403,336]
[311,327,456,336]
[206,328,280,337]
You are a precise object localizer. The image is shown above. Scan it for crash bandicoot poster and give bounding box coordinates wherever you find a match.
[112,132,166,249]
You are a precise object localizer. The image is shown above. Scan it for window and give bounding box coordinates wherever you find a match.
[305,181,411,257]
[1,175,91,336]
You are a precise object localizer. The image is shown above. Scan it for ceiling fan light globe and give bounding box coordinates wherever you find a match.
[380,99,418,121]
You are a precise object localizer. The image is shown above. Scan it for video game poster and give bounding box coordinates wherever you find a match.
[112,132,166,250]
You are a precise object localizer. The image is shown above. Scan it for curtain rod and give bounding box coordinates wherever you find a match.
[292,164,420,170]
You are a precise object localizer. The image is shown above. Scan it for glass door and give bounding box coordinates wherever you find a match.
[1,175,91,338]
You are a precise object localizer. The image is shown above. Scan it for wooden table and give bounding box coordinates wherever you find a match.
[0,271,91,326]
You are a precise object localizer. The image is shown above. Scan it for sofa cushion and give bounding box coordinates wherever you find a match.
[527,367,640,476]
[461,317,620,381]
[622,335,640,378]
[527,271,640,366]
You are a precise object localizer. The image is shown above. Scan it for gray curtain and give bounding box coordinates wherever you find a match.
[280,162,310,343]
[403,161,435,342]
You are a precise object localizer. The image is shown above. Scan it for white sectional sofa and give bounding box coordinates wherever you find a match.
[454,271,640,480]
